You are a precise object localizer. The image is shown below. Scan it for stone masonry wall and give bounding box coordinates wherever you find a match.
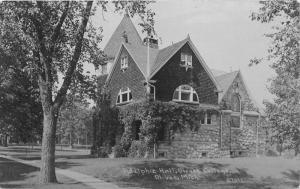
[160,118,230,159]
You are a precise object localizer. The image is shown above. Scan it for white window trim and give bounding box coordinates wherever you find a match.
[121,56,128,70]
[116,88,132,105]
[173,85,199,103]
[200,113,213,125]
[180,53,192,67]
[100,64,108,75]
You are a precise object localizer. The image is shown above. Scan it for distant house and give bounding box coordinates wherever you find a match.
[97,12,266,158]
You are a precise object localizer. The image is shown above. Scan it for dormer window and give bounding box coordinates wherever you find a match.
[173,85,199,103]
[100,64,108,75]
[121,56,128,71]
[117,87,132,104]
[180,53,192,69]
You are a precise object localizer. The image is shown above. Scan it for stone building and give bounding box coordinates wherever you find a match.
[97,12,267,158]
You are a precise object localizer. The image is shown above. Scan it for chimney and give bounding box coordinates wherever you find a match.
[143,37,158,49]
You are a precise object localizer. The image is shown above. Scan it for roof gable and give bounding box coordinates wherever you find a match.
[106,43,148,84]
[215,71,239,102]
[216,71,262,112]
[149,36,221,92]
[103,13,142,59]
[150,38,187,75]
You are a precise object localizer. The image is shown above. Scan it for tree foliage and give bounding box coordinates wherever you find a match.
[0,50,43,144]
[251,0,300,155]
[57,93,92,146]
[0,0,155,183]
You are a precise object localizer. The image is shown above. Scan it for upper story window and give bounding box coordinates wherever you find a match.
[180,53,192,68]
[173,85,199,103]
[121,56,128,71]
[117,87,132,104]
[100,64,108,75]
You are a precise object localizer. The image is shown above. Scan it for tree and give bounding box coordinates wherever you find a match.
[0,1,155,183]
[251,0,300,155]
[0,50,43,145]
[57,94,92,147]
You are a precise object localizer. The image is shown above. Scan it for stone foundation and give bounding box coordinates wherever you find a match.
[157,111,267,159]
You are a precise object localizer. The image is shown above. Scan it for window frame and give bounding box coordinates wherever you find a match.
[120,55,128,70]
[116,87,132,105]
[231,94,242,129]
[172,85,199,103]
[180,53,193,68]
[200,112,214,125]
[100,63,108,75]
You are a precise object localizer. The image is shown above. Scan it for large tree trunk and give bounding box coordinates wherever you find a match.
[39,107,58,183]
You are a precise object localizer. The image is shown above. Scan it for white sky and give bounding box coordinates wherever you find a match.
[89,0,277,107]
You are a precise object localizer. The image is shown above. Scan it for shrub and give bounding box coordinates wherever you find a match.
[113,144,127,158]
[128,140,148,158]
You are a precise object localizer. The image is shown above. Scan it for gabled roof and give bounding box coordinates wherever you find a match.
[215,71,239,102]
[151,38,187,75]
[211,69,227,77]
[215,70,262,113]
[124,42,159,77]
[106,42,159,83]
[103,13,142,59]
[149,36,221,92]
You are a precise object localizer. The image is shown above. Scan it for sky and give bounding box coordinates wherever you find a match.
[90,0,277,108]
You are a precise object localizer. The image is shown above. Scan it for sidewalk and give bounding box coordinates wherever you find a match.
[0,154,122,189]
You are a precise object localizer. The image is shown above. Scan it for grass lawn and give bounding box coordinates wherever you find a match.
[0,157,92,189]
[56,157,300,189]
[1,146,299,189]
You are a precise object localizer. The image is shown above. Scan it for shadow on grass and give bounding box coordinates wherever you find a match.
[55,161,82,169]
[0,157,38,183]
[105,160,291,189]
[282,169,300,188]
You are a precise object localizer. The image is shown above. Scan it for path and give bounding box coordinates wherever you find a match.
[0,154,122,189]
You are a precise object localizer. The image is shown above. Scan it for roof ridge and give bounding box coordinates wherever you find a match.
[216,70,239,78]
[103,13,143,58]
[158,38,187,51]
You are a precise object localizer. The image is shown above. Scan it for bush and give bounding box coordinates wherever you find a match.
[128,140,148,158]
[113,144,127,158]
[96,146,112,158]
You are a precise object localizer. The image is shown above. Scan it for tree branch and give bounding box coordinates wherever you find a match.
[49,1,70,55]
[30,14,53,85]
[54,1,93,108]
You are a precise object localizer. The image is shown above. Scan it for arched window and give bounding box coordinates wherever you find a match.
[116,87,132,104]
[172,85,199,103]
[232,94,240,112]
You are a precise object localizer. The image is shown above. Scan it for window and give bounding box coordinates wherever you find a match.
[121,56,128,70]
[116,88,132,104]
[100,64,108,75]
[200,114,205,124]
[173,85,199,103]
[232,95,240,112]
[231,116,240,128]
[200,112,214,125]
[180,53,192,67]
[207,113,212,125]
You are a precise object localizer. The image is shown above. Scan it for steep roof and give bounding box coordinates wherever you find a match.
[215,71,239,102]
[124,42,159,77]
[104,15,220,92]
[151,38,187,75]
[103,13,143,59]
[211,69,227,77]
